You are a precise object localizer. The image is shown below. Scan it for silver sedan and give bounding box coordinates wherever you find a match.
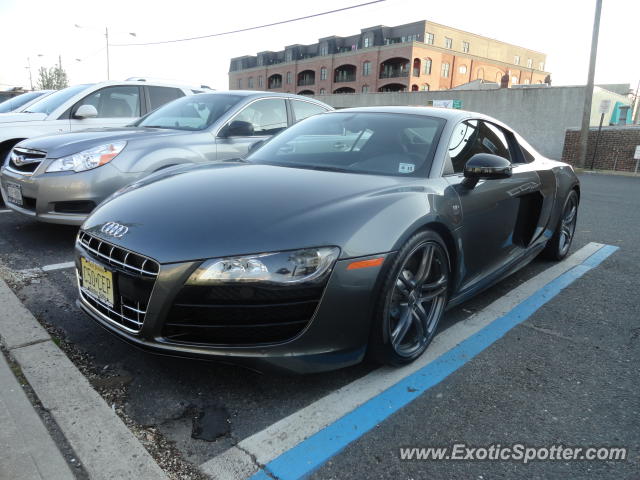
[0,91,331,225]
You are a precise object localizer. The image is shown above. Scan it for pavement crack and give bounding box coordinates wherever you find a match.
[233,441,280,480]
[9,338,51,351]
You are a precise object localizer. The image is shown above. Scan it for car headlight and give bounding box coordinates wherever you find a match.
[187,247,340,285]
[46,141,126,173]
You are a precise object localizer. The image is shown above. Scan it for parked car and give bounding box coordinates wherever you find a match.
[1,92,332,224]
[0,90,54,114]
[73,106,580,373]
[0,80,200,162]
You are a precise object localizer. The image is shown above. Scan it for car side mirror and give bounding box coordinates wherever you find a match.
[220,120,254,137]
[74,104,98,119]
[462,153,512,189]
[247,139,266,155]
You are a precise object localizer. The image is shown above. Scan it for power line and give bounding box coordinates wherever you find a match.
[110,0,386,47]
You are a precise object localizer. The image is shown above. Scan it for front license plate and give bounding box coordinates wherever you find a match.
[81,257,115,307]
[6,182,23,206]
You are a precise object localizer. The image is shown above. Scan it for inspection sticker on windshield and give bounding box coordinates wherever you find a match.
[399,163,415,174]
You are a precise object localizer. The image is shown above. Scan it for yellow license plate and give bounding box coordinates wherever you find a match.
[81,257,114,307]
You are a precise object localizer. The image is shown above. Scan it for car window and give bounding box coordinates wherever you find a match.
[24,84,90,114]
[0,92,45,113]
[75,86,141,118]
[248,112,446,178]
[448,120,512,173]
[147,86,185,111]
[136,94,242,131]
[520,145,536,163]
[230,99,288,136]
[291,100,328,123]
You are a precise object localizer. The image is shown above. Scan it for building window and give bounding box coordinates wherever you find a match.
[462,41,469,53]
[285,51,292,62]
[421,84,430,91]
[286,71,292,84]
[363,61,371,76]
[539,61,544,70]
[319,88,326,94]
[424,58,432,75]
[237,78,242,88]
[459,65,467,74]
[514,55,520,65]
[362,85,369,93]
[258,75,263,87]
[441,62,450,78]
[524,79,530,85]
[320,45,328,56]
[248,77,254,88]
[512,76,518,85]
[527,58,532,68]
[320,67,327,80]
[257,57,263,66]
[425,32,434,45]
[363,37,370,48]
[445,37,452,49]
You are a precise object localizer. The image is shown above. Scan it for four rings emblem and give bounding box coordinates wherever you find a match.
[100,222,129,238]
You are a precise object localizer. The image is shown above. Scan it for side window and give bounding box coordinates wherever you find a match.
[231,98,288,136]
[291,100,327,123]
[147,86,185,111]
[75,86,141,118]
[447,120,512,174]
[520,145,536,163]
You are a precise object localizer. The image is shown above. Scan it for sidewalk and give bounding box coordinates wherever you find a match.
[0,349,74,480]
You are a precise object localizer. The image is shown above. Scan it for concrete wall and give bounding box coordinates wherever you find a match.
[313,86,631,160]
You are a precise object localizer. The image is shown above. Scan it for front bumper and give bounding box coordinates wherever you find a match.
[0,164,139,225]
[75,237,390,374]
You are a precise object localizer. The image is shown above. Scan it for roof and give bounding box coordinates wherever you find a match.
[334,105,474,121]
[219,90,333,104]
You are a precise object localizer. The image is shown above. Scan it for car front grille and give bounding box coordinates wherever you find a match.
[7,147,46,175]
[162,284,324,346]
[77,231,159,334]
[77,231,159,277]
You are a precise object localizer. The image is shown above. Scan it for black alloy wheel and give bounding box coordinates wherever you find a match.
[371,231,450,366]
[543,190,579,261]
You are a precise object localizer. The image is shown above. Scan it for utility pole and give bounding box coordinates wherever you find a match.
[576,0,602,168]
[26,57,33,90]
[105,27,110,80]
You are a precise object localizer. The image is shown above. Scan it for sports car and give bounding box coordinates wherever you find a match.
[74,107,580,373]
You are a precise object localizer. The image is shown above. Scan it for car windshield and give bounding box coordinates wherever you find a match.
[0,92,46,113]
[24,84,90,114]
[248,112,446,177]
[135,94,243,131]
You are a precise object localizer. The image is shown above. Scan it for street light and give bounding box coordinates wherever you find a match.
[75,24,136,80]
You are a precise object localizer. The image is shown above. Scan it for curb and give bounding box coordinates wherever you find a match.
[0,277,168,480]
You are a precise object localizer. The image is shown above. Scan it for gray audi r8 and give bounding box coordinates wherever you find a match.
[74,107,580,373]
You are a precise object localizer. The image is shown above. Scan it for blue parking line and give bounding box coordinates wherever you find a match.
[249,244,619,480]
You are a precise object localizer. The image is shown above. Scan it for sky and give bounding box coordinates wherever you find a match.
[0,0,637,92]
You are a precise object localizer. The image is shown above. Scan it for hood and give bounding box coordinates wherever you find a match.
[82,163,425,263]
[0,112,47,123]
[16,127,189,158]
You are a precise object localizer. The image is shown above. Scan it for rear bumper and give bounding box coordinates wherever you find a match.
[75,242,391,374]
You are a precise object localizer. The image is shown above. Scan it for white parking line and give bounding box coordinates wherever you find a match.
[41,261,75,272]
[200,242,608,479]
[0,209,12,213]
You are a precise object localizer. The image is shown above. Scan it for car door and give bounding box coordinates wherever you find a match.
[68,86,142,131]
[444,119,543,291]
[215,98,288,160]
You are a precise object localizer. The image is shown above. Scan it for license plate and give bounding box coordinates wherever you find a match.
[6,182,23,206]
[81,257,115,307]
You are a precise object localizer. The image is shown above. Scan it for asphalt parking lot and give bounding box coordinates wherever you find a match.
[0,172,638,479]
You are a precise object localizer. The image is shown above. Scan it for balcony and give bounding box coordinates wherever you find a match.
[334,64,356,83]
[379,70,409,79]
[268,74,283,89]
[297,70,315,87]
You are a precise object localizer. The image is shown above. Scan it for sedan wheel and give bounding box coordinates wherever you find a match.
[370,231,449,365]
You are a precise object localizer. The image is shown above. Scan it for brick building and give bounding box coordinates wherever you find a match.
[228,20,549,94]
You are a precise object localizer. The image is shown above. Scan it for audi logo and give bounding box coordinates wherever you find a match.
[100,222,129,238]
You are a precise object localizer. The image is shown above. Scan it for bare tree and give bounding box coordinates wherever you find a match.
[36,65,69,90]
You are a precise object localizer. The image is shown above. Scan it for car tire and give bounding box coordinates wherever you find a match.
[369,230,450,366]
[542,189,579,261]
